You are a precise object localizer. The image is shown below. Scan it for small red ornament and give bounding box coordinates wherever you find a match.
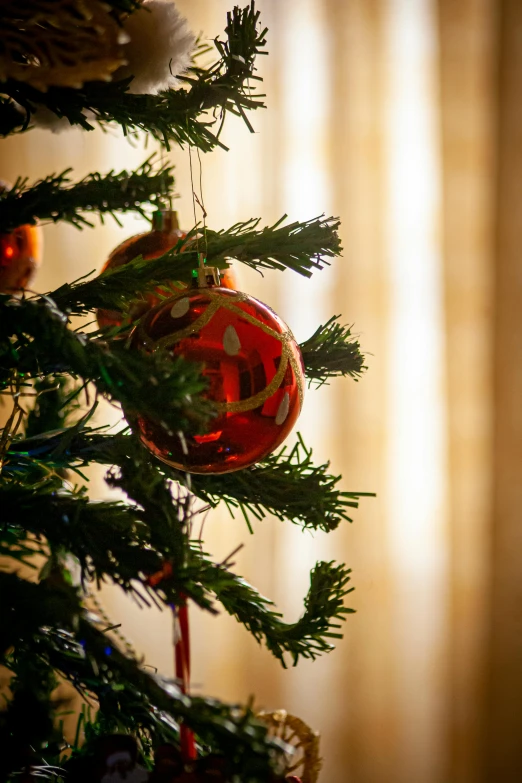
[0,224,42,295]
[96,210,236,329]
[0,181,43,295]
[130,267,305,474]
[220,266,237,290]
[97,209,186,328]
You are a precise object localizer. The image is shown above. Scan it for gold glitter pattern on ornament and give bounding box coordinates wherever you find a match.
[288,350,305,406]
[142,298,222,350]
[136,288,305,414]
[213,341,292,415]
[0,0,127,91]
[257,710,322,783]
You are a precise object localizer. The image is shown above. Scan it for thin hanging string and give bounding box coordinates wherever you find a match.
[159,143,173,214]
[188,144,209,268]
[188,144,202,266]
[196,146,208,261]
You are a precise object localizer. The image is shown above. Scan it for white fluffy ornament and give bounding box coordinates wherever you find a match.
[115,0,195,94]
[31,0,195,131]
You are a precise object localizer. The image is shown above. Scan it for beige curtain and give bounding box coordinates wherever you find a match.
[3,1,522,781]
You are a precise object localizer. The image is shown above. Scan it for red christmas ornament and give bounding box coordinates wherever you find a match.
[220,266,237,290]
[130,267,305,474]
[97,209,186,328]
[0,224,42,295]
[96,210,236,329]
[0,180,43,295]
[147,561,196,761]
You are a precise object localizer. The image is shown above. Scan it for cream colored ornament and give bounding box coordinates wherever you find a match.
[257,710,322,783]
[0,0,129,91]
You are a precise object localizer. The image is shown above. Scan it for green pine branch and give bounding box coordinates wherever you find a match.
[0,296,213,434]
[0,3,267,151]
[0,0,370,772]
[0,157,174,233]
[5,426,369,533]
[202,558,354,668]
[0,623,63,782]
[0,573,283,781]
[0,526,44,570]
[186,434,372,532]
[0,482,164,602]
[25,375,80,437]
[50,245,195,318]
[4,428,356,665]
[0,480,354,667]
[301,316,366,386]
[49,215,342,318]
[204,215,342,275]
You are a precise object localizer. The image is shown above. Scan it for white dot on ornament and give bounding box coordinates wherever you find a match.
[170,298,190,319]
[275,392,290,426]
[223,324,241,356]
[177,429,188,455]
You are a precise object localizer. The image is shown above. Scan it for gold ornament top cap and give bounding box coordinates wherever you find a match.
[152,209,180,232]
[191,252,221,288]
[192,264,221,288]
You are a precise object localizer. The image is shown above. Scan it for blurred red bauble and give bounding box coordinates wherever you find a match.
[97,209,186,328]
[0,224,43,295]
[130,271,305,474]
[220,266,237,289]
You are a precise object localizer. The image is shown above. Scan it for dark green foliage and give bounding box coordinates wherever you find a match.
[49,215,342,318]
[25,376,75,437]
[5,426,368,533]
[300,316,366,386]
[0,657,62,782]
[0,296,213,433]
[0,157,174,233]
[207,559,354,667]
[3,430,356,665]
[0,573,285,782]
[204,215,342,275]
[0,2,371,776]
[0,4,266,151]
[50,247,196,319]
[186,435,372,532]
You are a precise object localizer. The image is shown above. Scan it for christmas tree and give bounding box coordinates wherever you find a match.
[0,2,369,781]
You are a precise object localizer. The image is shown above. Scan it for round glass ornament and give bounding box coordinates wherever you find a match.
[130,275,305,474]
[0,223,43,295]
[97,209,186,328]
[97,210,237,329]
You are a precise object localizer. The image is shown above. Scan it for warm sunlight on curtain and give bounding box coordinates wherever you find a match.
[3,1,522,781]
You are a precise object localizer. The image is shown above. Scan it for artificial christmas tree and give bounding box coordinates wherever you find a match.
[0,2,369,781]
